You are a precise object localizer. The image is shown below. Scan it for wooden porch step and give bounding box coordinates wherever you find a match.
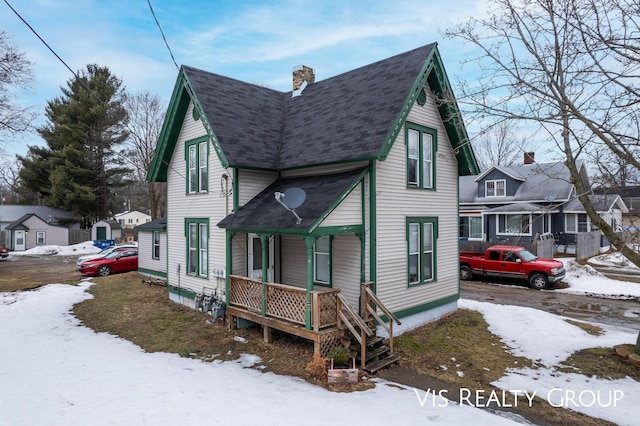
[363,354,400,374]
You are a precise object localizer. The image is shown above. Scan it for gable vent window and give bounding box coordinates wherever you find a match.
[417,88,427,106]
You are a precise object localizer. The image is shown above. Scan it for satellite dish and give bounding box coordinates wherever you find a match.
[274,187,306,224]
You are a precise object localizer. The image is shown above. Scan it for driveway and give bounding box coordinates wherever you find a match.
[461,278,640,331]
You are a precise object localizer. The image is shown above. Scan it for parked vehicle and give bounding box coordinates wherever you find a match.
[78,248,138,277]
[459,245,565,290]
[0,245,8,258]
[76,244,138,267]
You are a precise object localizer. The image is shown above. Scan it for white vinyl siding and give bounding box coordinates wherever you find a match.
[373,87,459,315]
[318,183,362,227]
[166,102,226,296]
[138,230,167,278]
[237,169,278,206]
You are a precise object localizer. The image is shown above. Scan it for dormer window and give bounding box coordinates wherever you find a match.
[485,179,506,197]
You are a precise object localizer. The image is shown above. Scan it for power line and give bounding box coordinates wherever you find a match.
[147,0,179,71]
[4,0,79,81]
[3,0,105,105]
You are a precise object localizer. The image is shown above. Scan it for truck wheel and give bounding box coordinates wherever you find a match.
[460,265,473,281]
[529,273,548,290]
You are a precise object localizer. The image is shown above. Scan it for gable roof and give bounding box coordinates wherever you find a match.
[460,161,588,205]
[148,43,479,181]
[135,217,167,231]
[217,168,367,234]
[564,194,629,213]
[0,205,77,225]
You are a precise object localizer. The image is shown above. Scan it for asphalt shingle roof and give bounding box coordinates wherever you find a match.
[184,43,436,170]
[217,168,366,232]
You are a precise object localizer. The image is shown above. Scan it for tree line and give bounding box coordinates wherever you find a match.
[0,31,165,224]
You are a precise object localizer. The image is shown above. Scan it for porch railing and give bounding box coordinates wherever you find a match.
[229,275,340,330]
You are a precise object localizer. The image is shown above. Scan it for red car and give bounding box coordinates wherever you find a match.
[0,245,8,258]
[78,248,138,277]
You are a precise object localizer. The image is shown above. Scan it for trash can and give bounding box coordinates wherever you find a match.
[93,240,115,249]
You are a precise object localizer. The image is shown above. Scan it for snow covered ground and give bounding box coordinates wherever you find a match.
[1,243,639,425]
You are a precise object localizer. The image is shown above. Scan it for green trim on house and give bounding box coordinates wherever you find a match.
[308,168,368,234]
[426,48,479,176]
[375,46,479,177]
[405,122,438,191]
[313,235,332,287]
[232,168,239,212]
[167,285,197,300]
[184,218,210,279]
[378,293,458,323]
[369,161,377,291]
[406,216,439,287]
[148,68,230,183]
[138,267,167,279]
[219,224,364,237]
[184,136,209,194]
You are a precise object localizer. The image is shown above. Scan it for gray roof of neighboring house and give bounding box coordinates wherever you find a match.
[460,161,586,205]
[183,44,437,170]
[564,194,628,213]
[486,202,558,214]
[0,205,77,224]
[135,217,166,231]
[218,168,367,233]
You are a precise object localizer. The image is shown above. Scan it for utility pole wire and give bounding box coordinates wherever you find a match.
[147,0,179,71]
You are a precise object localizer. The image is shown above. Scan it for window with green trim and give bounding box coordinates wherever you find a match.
[186,137,209,194]
[186,219,208,277]
[407,217,438,286]
[314,236,331,285]
[406,123,436,189]
[152,231,160,260]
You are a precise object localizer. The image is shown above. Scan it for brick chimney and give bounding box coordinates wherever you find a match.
[524,152,535,164]
[292,65,314,96]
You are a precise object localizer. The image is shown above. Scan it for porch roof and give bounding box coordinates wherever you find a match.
[486,202,557,214]
[217,167,367,235]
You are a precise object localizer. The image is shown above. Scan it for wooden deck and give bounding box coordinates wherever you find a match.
[227,275,343,355]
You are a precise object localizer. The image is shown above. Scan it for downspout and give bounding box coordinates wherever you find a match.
[225,230,234,307]
[260,234,269,317]
[304,236,315,329]
[369,161,377,291]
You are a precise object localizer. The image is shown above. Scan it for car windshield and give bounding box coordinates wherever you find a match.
[99,247,114,254]
[518,249,537,262]
[104,250,123,259]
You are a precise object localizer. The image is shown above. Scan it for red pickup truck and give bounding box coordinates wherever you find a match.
[459,245,565,290]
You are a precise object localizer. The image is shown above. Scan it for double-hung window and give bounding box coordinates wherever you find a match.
[485,179,506,197]
[314,236,331,285]
[186,137,209,194]
[186,219,208,277]
[406,123,436,189]
[36,231,46,245]
[565,213,589,233]
[152,231,161,260]
[407,217,438,286]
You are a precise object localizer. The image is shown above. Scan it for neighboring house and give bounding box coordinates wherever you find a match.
[91,220,123,241]
[135,217,167,280]
[459,154,627,251]
[4,214,71,251]
[0,205,79,251]
[148,43,479,361]
[114,210,152,229]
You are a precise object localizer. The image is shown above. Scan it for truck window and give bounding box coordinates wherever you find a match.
[488,250,500,260]
[503,252,517,262]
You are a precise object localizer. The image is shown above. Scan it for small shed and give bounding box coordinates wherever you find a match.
[91,220,123,242]
[135,217,167,280]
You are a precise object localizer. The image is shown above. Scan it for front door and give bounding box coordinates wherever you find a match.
[14,230,26,251]
[248,234,274,281]
[96,226,107,240]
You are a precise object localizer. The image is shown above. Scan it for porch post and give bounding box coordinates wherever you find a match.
[260,234,269,316]
[225,230,235,306]
[303,236,315,329]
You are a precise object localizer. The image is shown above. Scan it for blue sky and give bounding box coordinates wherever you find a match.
[1,0,488,159]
